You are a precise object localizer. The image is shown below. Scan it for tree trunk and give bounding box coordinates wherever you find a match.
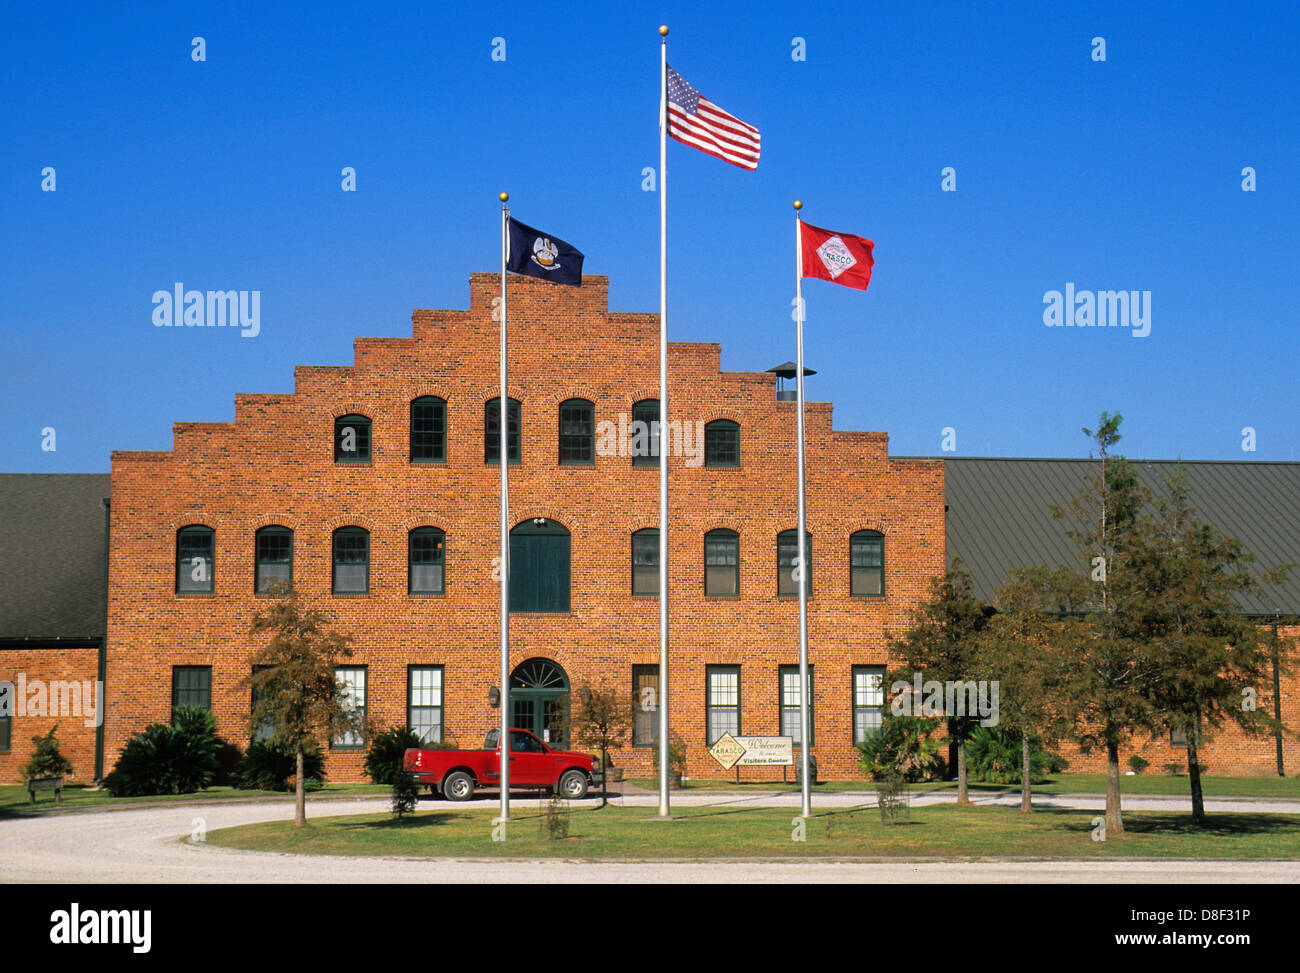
[1187,735,1206,825]
[294,745,306,828]
[1105,738,1125,835]
[1020,730,1032,813]
[956,735,970,805]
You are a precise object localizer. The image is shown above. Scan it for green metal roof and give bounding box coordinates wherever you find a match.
[930,457,1299,616]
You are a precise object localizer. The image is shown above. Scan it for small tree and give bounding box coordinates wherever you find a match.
[241,584,363,828]
[572,680,631,808]
[886,562,988,804]
[390,767,420,820]
[20,725,74,780]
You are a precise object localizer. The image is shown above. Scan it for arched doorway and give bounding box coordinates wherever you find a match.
[510,658,570,747]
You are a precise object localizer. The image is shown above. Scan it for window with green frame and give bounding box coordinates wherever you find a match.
[631,399,660,467]
[0,713,10,752]
[408,527,446,594]
[172,666,212,712]
[332,666,367,748]
[176,525,214,594]
[631,528,659,595]
[704,529,740,596]
[704,419,740,467]
[408,666,444,744]
[255,526,293,593]
[332,527,369,594]
[334,414,372,463]
[777,530,813,596]
[410,396,447,463]
[484,398,521,465]
[558,398,595,465]
[850,530,885,596]
[632,664,659,746]
[250,665,274,742]
[852,665,886,743]
[779,665,814,746]
[706,665,740,744]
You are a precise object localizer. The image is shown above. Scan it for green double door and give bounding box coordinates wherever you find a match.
[510,659,570,747]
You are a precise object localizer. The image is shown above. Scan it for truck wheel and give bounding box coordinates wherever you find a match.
[558,770,588,800]
[444,771,475,801]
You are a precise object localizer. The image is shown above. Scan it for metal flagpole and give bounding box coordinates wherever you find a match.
[498,191,512,823]
[656,24,671,819]
[793,200,812,819]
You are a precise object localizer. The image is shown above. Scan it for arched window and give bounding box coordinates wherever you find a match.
[485,398,521,465]
[334,414,372,463]
[777,530,813,596]
[558,398,595,465]
[509,520,570,612]
[332,527,370,594]
[176,525,214,593]
[850,530,885,596]
[704,528,740,596]
[631,399,660,467]
[704,419,740,467]
[255,526,293,593]
[408,527,446,594]
[410,397,447,463]
[631,528,659,595]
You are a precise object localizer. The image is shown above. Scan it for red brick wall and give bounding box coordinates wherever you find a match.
[105,273,946,782]
[0,647,100,783]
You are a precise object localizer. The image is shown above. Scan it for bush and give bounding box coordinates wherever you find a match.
[235,740,326,791]
[391,768,420,819]
[1128,754,1150,775]
[1163,762,1184,776]
[965,727,1067,785]
[365,726,451,785]
[19,725,75,780]
[857,716,944,782]
[103,707,225,797]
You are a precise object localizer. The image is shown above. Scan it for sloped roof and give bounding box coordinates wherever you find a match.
[932,458,1299,616]
[0,474,109,640]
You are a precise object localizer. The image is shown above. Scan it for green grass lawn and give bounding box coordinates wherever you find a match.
[0,781,391,818]
[627,773,1300,799]
[204,803,1300,860]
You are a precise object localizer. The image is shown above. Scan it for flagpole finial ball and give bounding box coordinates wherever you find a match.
[659,25,669,36]
[793,200,803,210]
[499,192,509,202]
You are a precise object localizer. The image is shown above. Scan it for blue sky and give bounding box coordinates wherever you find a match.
[4,1,1298,471]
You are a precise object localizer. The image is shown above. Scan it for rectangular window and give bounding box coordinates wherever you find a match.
[255,530,292,593]
[333,530,369,594]
[632,530,659,595]
[410,398,447,463]
[851,533,885,596]
[485,399,521,465]
[632,665,659,746]
[332,667,367,748]
[409,530,446,594]
[631,400,660,467]
[172,666,212,712]
[706,666,740,744]
[251,665,274,743]
[853,666,886,743]
[705,421,740,467]
[0,714,10,752]
[779,666,815,746]
[705,532,739,596]
[408,666,444,744]
[176,528,214,594]
[777,532,813,597]
[558,400,594,465]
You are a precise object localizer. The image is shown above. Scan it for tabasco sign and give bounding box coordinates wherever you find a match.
[707,733,794,770]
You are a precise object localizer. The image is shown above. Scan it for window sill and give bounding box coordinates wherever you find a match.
[409,460,448,467]
[174,592,215,598]
[331,592,371,598]
[407,592,446,599]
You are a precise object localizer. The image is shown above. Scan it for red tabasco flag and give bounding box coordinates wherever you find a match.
[799,221,875,290]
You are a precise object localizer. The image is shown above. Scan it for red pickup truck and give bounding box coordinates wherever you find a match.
[404,728,599,801]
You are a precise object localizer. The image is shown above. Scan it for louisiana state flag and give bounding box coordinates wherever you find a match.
[506,218,584,287]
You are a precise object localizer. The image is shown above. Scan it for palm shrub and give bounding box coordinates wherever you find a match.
[365,726,454,785]
[235,740,326,791]
[20,725,74,779]
[856,716,944,782]
[965,726,1068,784]
[104,707,224,796]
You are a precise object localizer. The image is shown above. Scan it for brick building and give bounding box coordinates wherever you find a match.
[2,274,1296,785]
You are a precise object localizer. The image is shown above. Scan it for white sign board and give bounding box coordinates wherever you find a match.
[734,736,794,766]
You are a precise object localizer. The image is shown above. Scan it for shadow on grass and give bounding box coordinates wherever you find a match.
[1051,808,1300,836]
[337,811,467,831]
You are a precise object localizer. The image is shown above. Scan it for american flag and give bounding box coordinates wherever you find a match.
[665,66,761,170]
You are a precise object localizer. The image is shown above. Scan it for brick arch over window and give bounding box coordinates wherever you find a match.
[547,386,600,405]
[249,514,296,531]
[402,384,454,404]
[329,404,372,420]
[623,387,661,408]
